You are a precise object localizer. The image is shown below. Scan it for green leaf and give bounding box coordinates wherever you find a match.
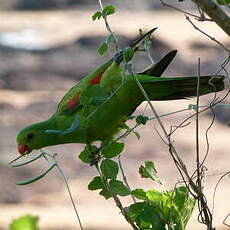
[130,186,195,230]
[123,47,135,63]
[132,189,147,200]
[139,161,162,184]
[172,186,196,227]
[88,177,112,199]
[127,115,135,120]
[101,142,124,158]
[174,186,189,209]
[88,176,104,190]
[99,189,112,199]
[180,196,196,226]
[145,189,163,204]
[79,150,90,163]
[98,42,108,56]
[127,202,165,230]
[100,159,119,179]
[136,115,149,125]
[9,215,39,230]
[133,131,140,140]
[102,5,116,16]
[217,0,230,5]
[140,204,165,229]
[92,11,102,20]
[109,179,131,196]
[78,145,98,163]
[126,202,146,221]
[106,33,116,44]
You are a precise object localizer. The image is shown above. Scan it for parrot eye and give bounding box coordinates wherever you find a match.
[26,133,34,141]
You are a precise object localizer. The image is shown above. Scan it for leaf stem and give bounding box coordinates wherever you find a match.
[54,155,84,230]
[98,0,119,51]
[118,156,136,203]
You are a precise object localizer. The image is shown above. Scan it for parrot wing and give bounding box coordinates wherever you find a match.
[56,59,112,116]
[57,28,158,116]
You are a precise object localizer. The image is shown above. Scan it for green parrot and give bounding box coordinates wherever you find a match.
[17,29,225,155]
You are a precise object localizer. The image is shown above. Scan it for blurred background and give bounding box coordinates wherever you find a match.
[0,0,230,229]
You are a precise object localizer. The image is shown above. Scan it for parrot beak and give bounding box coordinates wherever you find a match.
[18,144,33,156]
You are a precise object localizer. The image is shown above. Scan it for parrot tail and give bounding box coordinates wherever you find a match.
[140,75,225,100]
[139,50,177,77]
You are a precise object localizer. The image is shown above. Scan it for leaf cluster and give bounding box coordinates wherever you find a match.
[9,215,39,230]
[92,5,117,56]
[128,186,196,230]
[92,5,116,21]
[79,141,129,199]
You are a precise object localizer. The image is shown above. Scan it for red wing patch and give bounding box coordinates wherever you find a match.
[67,92,80,110]
[89,68,107,85]
[64,67,108,112]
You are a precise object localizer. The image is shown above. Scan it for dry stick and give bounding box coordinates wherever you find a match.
[118,156,136,203]
[195,58,201,187]
[168,88,230,228]
[170,89,230,136]
[199,79,218,169]
[53,155,84,230]
[132,74,195,187]
[223,213,230,228]
[195,59,213,229]
[212,171,230,216]
[186,15,230,53]
[192,0,230,36]
[133,65,225,230]
[159,0,212,21]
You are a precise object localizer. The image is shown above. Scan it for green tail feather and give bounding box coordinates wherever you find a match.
[139,50,177,77]
[140,75,225,100]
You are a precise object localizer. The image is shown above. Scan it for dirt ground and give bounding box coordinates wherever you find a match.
[0,9,230,230]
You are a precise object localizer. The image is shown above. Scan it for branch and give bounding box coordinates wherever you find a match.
[192,0,230,36]
[186,15,230,53]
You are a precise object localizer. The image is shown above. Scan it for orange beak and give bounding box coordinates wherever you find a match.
[18,144,33,156]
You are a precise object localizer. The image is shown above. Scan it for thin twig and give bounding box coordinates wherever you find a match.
[195,59,213,229]
[195,58,201,196]
[159,0,212,21]
[192,0,230,36]
[186,15,230,53]
[223,213,230,228]
[131,72,199,200]
[118,156,136,203]
[98,0,119,51]
[212,171,230,215]
[54,155,84,230]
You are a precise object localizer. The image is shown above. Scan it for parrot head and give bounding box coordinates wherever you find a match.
[17,123,46,155]
[16,119,58,155]
[16,116,86,155]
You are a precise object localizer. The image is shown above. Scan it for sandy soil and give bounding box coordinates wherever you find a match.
[0,9,229,230]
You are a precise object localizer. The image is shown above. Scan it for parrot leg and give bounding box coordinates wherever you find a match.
[45,115,80,135]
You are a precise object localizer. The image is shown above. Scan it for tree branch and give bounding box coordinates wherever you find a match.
[192,0,230,37]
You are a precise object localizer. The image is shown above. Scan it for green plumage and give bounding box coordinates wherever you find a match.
[16,31,225,155]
